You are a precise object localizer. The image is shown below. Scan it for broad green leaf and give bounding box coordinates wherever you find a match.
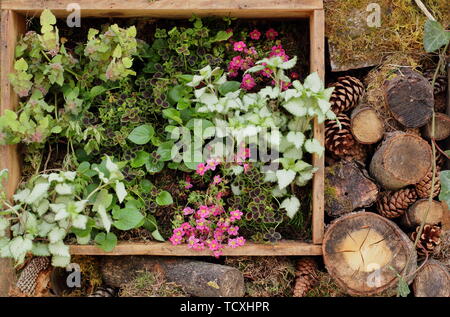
[131,151,150,167]
[0,218,9,237]
[212,30,232,42]
[424,20,450,53]
[48,240,70,257]
[51,255,71,267]
[26,181,50,204]
[127,124,154,145]
[282,97,306,117]
[439,170,450,207]
[10,236,33,263]
[276,169,296,190]
[287,131,305,149]
[162,108,183,124]
[168,85,185,104]
[156,141,175,162]
[304,139,324,157]
[31,242,50,256]
[304,72,323,93]
[152,229,165,242]
[219,81,241,96]
[40,9,56,26]
[280,196,301,219]
[89,86,107,99]
[95,232,117,252]
[55,183,74,195]
[279,56,298,70]
[48,227,66,243]
[14,58,28,71]
[114,181,127,203]
[156,191,173,206]
[113,206,144,230]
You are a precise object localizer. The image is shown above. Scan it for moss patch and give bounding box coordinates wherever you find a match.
[119,271,187,297]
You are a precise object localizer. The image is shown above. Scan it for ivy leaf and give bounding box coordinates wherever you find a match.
[276,169,296,190]
[152,229,165,242]
[280,196,301,219]
[95,232,117,252]
[156,191,173,206]
[127,124,154,145]
[439,170,450,207]
[424,20,450,53]
[304,139,324,157]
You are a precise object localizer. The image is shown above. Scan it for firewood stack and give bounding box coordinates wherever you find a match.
[322,66,449,298]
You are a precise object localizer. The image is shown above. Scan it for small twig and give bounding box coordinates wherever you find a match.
[432,138,450,160]
[413,0,436,21]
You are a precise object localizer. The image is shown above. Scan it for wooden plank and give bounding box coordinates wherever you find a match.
[310,9,325,244]
[1,0,322,18]
[0,10,25,297]
[70,240,323,256]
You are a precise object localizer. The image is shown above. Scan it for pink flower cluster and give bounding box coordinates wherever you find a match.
[196,158,220,176]
[269,44,289,62]
[170,205,246,257]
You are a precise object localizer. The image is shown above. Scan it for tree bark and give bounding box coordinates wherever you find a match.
[350,105,384,144]
[400,199,445,229]
[325,160,378,218]
[323,212,417,296]
[384,68,434,128]
[100,256,245,297]
[369,132,432,190]
[413,259,450,297]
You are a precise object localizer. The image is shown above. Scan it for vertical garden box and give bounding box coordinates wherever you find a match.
[0,0,325,262]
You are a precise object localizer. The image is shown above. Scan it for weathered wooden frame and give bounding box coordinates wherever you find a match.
[0,1,324,290]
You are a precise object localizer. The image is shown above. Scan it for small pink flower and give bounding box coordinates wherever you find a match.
[270,44,285,56]
[291,72,299,79]
[193,242,205,250]
[180,222,192,231]
[169,235,183,245]
[226,28,233,34]
[228,238,239,248]
[240,56,254,71]
[228,68,239,78]
[214,228,225,241]
[184,176,193,189]
[173,228,185,237]
[196,163,207,176]
[229,56,244,69]
[236,236,246,246]
[249,29,261,40]
[260,67,273,78]
[266,28,278,40]
[196,218,208,230]
[230,210,243,222]
[228,226,239,236]
[183,207,195,216]
[280,81,292,91]
[233,41,246,52]
[188,236,199,248]
[206,159,220,171]
[241,74,256,91]
[216,191,224,200]
[208,239,221,251]
[213,175,222,185]
[243,163,250,173]
[213,250,223,258]
[197,205,211,218]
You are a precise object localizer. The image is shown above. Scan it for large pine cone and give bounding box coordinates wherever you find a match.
[16,257,50,295]
[88,286,117,297]
[293,257,318,297]
[329,76,365,114]
[410,224,442,256]
[415,169,441,199]
[341,142,368,163]
[377,188,418,219]
[325,114,355,157]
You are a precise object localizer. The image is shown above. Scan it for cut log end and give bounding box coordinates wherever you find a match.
[422,112,450,141]
[384,68,434,128]
[401,199,445,229]
[413,260,450,297]
[325,161,378,218]
[370,132,432,190]
[323,212,417,296]
[351,106,384,144]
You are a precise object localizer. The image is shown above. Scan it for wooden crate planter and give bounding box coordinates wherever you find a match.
[0,0,325,262]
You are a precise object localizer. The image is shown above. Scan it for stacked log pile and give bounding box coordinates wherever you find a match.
[322,67,449,297]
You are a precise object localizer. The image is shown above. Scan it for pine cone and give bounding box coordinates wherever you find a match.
[423,69,447,96]
[341,142,368,163]
[415,169,441,199]
[88,286,116,297]
[16,257,50,295]
[329,76,365,114]
[410,224,442,256]
[293,257,318,297]
[377,188,418,219]
[325,114,355,157]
